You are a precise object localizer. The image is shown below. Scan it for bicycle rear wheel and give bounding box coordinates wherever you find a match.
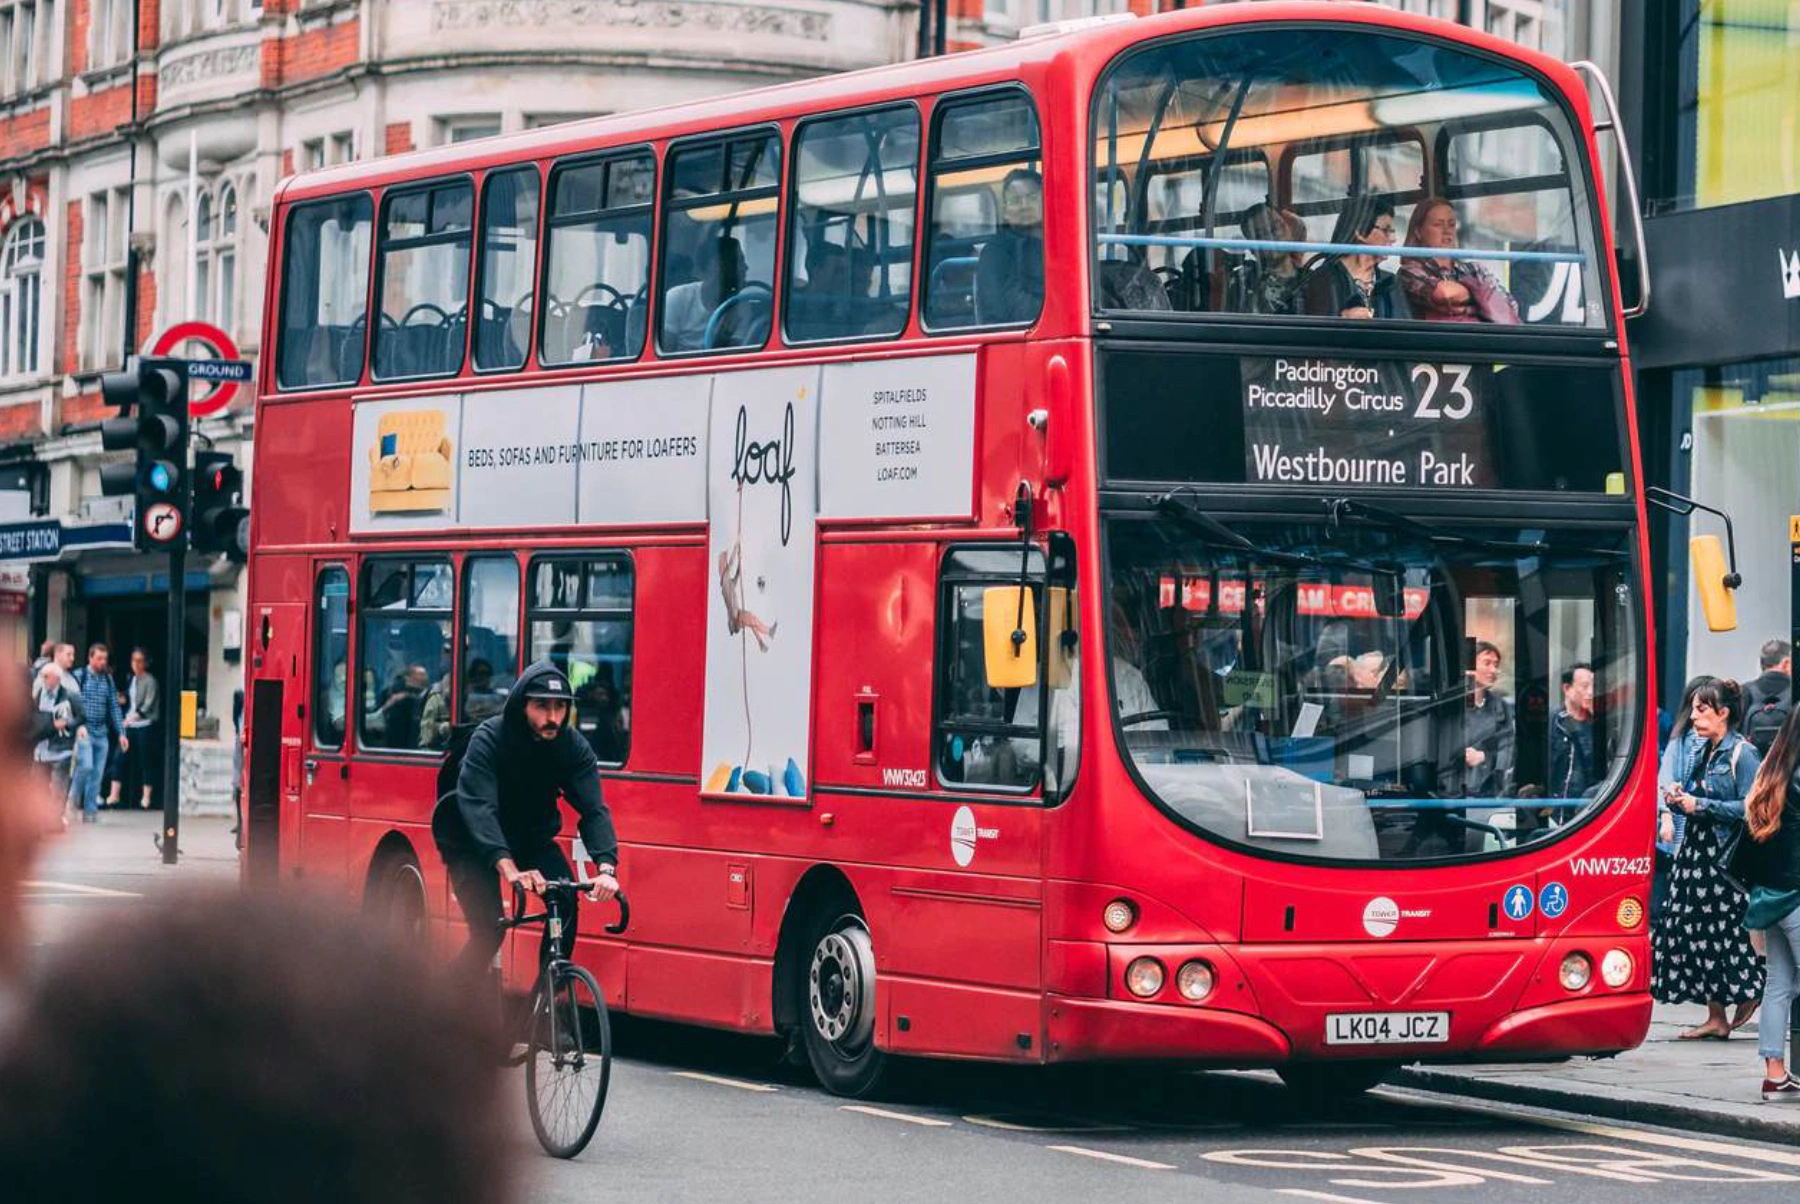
[525,962,612,1158]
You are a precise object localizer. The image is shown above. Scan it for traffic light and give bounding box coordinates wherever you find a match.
[99,357,190,552]
[192,450,249,561]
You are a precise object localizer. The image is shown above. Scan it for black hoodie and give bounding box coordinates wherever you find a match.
[431,660,618,871]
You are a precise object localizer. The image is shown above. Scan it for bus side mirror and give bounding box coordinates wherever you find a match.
[1690,535,1738,632]
[983,585,1038,689]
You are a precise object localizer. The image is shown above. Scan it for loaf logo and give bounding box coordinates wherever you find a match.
[367,407,455,514]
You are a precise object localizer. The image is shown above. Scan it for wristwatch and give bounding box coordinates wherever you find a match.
[597,863,617,877]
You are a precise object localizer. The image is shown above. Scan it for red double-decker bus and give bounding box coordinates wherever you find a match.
[246,1,1658,1097]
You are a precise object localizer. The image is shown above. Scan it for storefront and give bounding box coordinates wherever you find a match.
[1624,1,1800,699]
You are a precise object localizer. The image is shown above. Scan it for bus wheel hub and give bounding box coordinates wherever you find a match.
[809,921,874,1048]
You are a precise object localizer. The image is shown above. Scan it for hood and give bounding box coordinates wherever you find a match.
[504,660,577,742]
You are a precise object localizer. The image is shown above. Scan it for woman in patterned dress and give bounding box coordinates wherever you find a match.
[1653,678,1765,1038]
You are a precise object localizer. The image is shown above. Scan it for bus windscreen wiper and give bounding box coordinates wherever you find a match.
[1155,490,1326,569]
[1323,498,1628,560]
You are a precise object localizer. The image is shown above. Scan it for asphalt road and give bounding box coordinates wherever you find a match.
[25,815,1800,1203]
[511,1018,1800,1204]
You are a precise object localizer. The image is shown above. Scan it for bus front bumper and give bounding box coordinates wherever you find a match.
[1042,991,1651,1067]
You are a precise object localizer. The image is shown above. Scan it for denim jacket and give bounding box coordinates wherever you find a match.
[1683,730,1762,824]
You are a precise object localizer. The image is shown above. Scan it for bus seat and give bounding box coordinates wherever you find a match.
[1098,258,1170,312]
[927,254,979,325]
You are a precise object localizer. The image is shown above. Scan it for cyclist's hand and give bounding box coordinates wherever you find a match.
[518,869,548,896]
[587,872,620,903]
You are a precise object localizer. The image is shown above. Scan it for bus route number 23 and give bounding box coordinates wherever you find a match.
[1409,363,1476,421]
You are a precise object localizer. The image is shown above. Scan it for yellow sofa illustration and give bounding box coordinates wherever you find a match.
[368,409,454,514]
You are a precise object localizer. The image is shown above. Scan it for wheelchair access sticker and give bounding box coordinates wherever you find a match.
[1538,881,1570,919]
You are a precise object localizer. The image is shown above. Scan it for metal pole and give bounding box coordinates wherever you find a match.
[916,0,931,59]
[161,532,185,865]
[933,0,946,57]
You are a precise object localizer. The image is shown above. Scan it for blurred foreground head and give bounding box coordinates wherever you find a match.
[0,661,58,977]
[0,891,513,1203]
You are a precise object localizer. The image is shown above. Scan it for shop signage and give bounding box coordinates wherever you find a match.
[0,520,60,561]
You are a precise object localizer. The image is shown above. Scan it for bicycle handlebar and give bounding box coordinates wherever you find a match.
[510,879,631,935]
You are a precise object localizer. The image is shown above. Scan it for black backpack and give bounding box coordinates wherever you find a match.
[1745,686,1792,757]
[434,720,482,806]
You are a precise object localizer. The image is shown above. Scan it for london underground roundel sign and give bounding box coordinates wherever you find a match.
[150,321,246,417]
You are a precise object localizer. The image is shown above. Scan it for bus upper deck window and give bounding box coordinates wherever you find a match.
[785,106,919,344]
[923,91,1042,332]
[373,180,474,381]
[1090,28,1604,329]
[475,168,540,372]
[276,194,373,390]
[540,150,655,366]
[658,132,780,356]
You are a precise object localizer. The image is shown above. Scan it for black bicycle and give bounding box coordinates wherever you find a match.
[500,878,629,1158]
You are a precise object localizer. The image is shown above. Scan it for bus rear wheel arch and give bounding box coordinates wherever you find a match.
[363,837,428,947]
[774,871,890,1098]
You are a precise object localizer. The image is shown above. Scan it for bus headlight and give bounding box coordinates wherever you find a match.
[1559,952,1593,992]
[1601,949,1633,988]
[1125,957,1165,998]
[1103,899,1138,934]
[1176,960,1215,1002]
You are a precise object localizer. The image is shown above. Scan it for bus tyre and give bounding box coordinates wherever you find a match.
[1277,1061,1397,1100]
[369,855,428,946]
[798,906,888,1098]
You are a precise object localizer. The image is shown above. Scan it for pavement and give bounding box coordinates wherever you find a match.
[1402,1002,1800,1145]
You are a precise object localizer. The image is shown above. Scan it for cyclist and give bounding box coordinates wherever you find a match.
[432,660,620,980]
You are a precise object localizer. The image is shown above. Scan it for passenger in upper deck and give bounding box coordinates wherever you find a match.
[1398,198,1520,324]
[663,235,750,351]
[1304,195,1400,320]
[975,169,1045,326]
[1225,203,1307,316]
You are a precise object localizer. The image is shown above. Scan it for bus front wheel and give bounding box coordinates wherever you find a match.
[1277,1061,1398,1100]
[798,906,889,1098]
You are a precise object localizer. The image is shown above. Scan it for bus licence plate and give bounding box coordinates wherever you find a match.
[1325,1011,1450,1046]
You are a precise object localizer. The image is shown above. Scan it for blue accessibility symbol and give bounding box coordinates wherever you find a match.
[1502,884,1534,922]
[1539,881,1570,919]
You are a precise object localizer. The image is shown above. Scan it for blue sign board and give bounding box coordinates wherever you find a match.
[0,520,59,561]
[1502,883,1534,922]
[1539,881,1570,920]
[185,358,252,383]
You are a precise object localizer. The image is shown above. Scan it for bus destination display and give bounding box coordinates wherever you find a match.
[1242,357,1493,489]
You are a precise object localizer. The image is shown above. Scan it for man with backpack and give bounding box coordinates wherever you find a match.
[1744,639,1792,757]
[430,661,619,981]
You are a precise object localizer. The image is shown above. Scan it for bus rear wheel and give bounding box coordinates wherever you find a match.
[1277,1061,1397,1100]
[798,905,888,1098]
[368,854,428,946]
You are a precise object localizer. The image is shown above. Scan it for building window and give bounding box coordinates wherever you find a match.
[193,182,239,334]
[526,113,598,130]
[83,186,130,371]
[89,0,130,69]
[302,138,325,173]
[1,1,51,96]
[330,131,355,165]
[0,217,42,380]
[442,116,502,145]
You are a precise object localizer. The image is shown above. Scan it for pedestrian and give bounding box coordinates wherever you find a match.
[1734,703,1800,1101]
[1548,662,1597,798]
[28,638,54,679]
[0,659,60,986]
[1653,678,1765,1038]
[120,648,160,810]
[31,663,84,825]
[67,643,127,824]
[0,892,514,1201]
[1653,675,1714,922]
[102,666,131,808]
[1743,639,1792,757]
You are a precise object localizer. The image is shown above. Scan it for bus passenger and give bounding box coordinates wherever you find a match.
[1548,663,1597,799]
[664,236,748,351]
[787,242,860,341]
[1305,195,1399,320]
[1226,203,1307,316]
[975,169,1044,325]
[1464,640,1515,797]
[1398,198,1520,324]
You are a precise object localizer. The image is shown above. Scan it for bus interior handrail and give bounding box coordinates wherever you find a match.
[1096,233,1585,265]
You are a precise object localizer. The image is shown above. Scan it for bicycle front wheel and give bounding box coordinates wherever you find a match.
[525,962,612,1158]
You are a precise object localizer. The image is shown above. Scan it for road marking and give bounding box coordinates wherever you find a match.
[964,1113,1130,1133]
[669,1070,778,1093]
[1278,1192,1395,1204]
[1375,1087,1800,1169]
[842,1105,953,1127]
[22,880,142,899]
[1047,1145,1175,1171]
